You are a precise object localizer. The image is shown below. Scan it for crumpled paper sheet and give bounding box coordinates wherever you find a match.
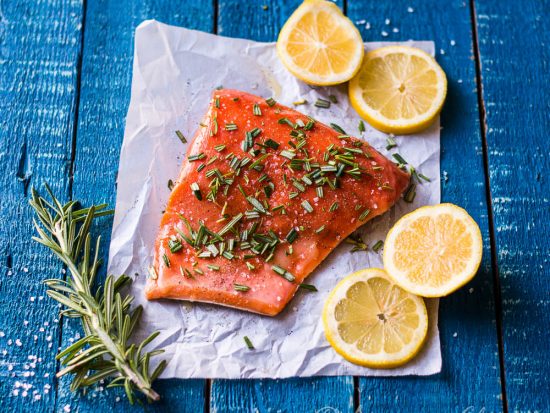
[109,20,442,378]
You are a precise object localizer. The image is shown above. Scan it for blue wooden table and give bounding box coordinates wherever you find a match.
[1,0,548,411]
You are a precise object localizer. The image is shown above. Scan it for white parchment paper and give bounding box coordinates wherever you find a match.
[109,20,442,378]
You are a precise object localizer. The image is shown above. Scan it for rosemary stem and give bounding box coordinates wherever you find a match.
[53,223,161,402]
[91,316,160,401]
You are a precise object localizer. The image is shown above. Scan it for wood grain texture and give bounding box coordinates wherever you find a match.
[0,0,83,412]
[55,0,214,411]
[475,0,550,411]
[210,1,355,412]
[346,1,504,411]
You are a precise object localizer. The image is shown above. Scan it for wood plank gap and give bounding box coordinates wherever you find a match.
[353,376,359,411]
[53,0,89,410]
[469,1,508,411]
[341,1,359,405]
[204,379,211,413]
[67,0,88,195]
[213,0,219,34]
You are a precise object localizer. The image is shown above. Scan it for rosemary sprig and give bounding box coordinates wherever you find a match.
[29,184,166,404]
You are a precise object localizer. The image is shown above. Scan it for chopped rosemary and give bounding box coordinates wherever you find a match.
[372,240,384,253]
[167,179,174,190]
[264,139,280,150]
[314,98,331,108]
[162,253,170,267]
[180,266,194,279]
[191,182,202,200]
[225,122,238,131]
[304,118,315,130]
[265,97,276,107]
[328,94,338,104]
[358,120,365,133]
[175,130,187,144]
[301,200,313,213]
[418,173,431,182]
[253,103,262,116]
[244,336,254,350]
[215,97,220,108]
[299,283,318,292]
[293,99,308,106]
[278,117,295,128]
[358,208,371,221]
[271,265,296,282]
[285,227,298,244]
[207,264,220,271]
[346,234,368,252]
[246,196,267,214]
[215,144,226,152]
[218,213,243,236]
[212,116,218,135]
[168,239,182,253]
[234,284,250,292]
[392,153,408,165]
[188,153,206,162]
[404,184,417,203]
[315,225,325,233]
[280,149,296,160]
[329,202,339,212]
[330,123,347,134]
[386,135,397,150]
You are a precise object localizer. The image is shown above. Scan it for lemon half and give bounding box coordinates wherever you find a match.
[349,45,447,134]
[276,0,364,86]
[323,268,428,368]
[383,204,483,297]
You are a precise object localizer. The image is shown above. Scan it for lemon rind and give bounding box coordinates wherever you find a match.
[322,268,429,368]
[349,45,447,134]
[383,204,483,297]
[276,0,364,86]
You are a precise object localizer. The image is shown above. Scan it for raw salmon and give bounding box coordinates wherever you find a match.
[146,90,410,316]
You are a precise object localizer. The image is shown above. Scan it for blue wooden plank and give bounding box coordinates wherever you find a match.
[210,1,354,412]
[347,1,505,411]
[0,0,84,411]
[475,0,550,411]
[54,0,214,411]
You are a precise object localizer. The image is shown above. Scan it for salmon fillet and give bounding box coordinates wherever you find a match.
[146,89,410,316]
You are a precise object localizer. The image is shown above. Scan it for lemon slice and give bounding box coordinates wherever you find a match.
[383,204,483,297]
[276,0,364,86]
[323,268,428,368]
[349,45,447,134]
